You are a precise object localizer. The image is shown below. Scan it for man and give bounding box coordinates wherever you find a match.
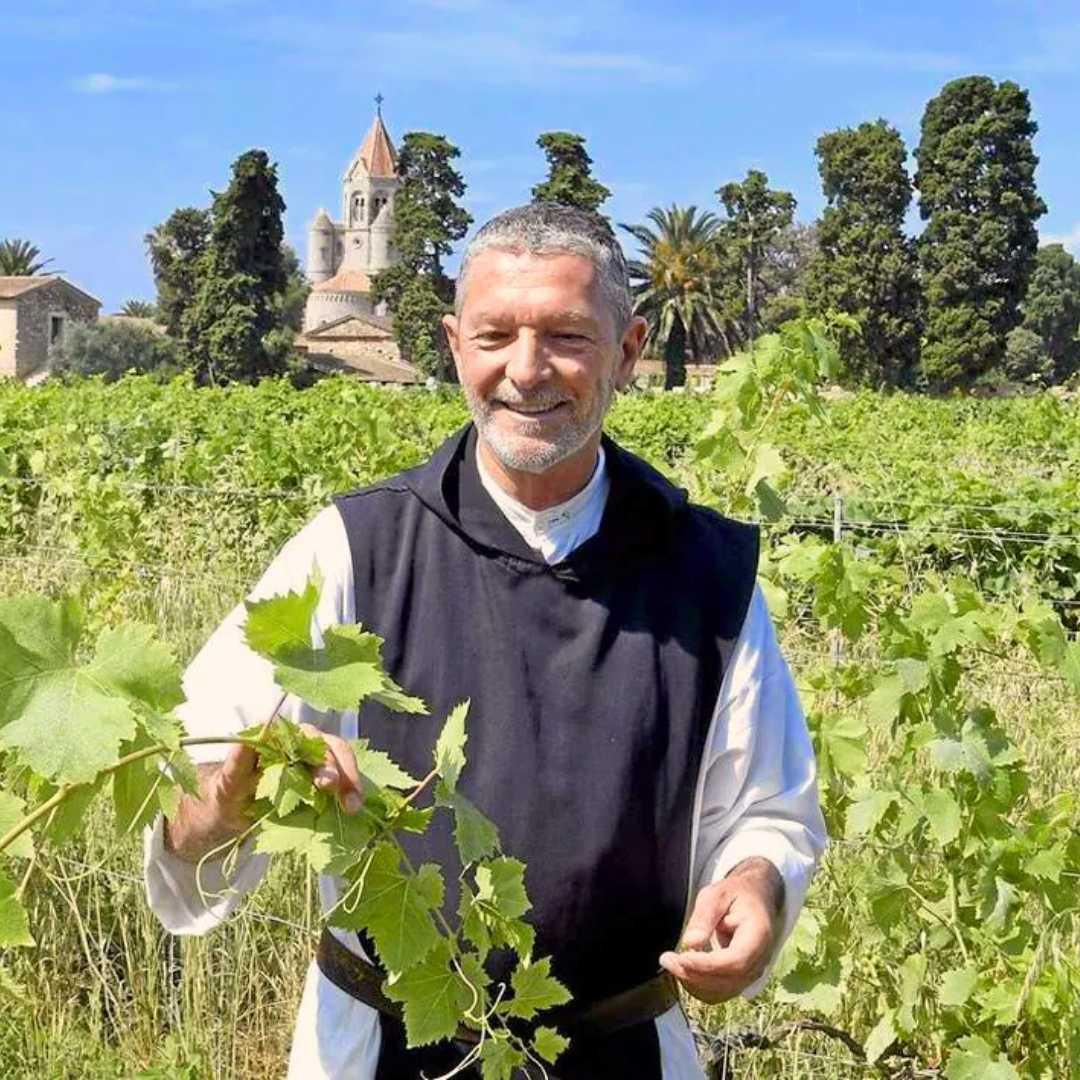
[145,203,826,1079]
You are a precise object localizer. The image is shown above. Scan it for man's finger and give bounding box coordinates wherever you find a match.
[680,881,733,950]
[300,725,364,813]
[217,742,259,795]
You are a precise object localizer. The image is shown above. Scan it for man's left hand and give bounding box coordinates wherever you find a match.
[659,857,784,1004]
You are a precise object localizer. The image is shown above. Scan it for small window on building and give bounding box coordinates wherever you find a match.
[49,315,65,347]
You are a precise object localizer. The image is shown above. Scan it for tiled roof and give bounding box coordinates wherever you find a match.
[0,275,102,305]
[312,269,374,294]
[356,114,398,178]
[0,276,54,299]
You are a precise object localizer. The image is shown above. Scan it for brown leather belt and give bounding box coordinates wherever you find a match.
[316,928,680,1046]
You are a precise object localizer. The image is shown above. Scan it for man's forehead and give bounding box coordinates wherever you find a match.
[460,248,601,317]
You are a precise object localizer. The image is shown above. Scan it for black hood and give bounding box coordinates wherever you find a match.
[399,423,690,573]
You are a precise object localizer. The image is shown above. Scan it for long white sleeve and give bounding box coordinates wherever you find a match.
[143,505,357,935]
[689,584,827,997]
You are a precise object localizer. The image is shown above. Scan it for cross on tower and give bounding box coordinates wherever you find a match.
[374,92,384,117]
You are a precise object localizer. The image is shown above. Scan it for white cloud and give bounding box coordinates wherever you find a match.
[72,73,177,94]
[1043,222,1080,255]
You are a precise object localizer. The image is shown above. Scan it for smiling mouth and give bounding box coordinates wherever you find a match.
[496,402,568,418]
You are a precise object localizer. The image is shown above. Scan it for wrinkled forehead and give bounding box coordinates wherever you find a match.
[457,248,610,329]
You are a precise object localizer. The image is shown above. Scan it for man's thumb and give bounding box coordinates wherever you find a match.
[680,882,731,951]
[217,742,259,797]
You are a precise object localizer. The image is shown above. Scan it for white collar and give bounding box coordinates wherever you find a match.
[475,446,609,559]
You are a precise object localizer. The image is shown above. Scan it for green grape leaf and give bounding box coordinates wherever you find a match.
[272,624,386,711]
[383,940,468,1047]
[533,1025,570,1065]
[433,701,469,794]
[334,843,443,972]
[844,789,898,839]
[897,953,926,1032]
[479,1036,526,1080]
[498,917,535,961]
[269,625,424,716]
[449,790,499,866]
[976,981,1022,1026]
[776,952,845,1016]
[945,1035,1019,1080]
[351,739,418,790]
[255,807,333,873]
[0,597,139,783]
[137,707,184,752]
[243,570,320,656]
[816,710,867,779]
[458,885,491,955]
[981,876,1020,933]
[92,624,185,713]
[499,956,571,1020]
[113,754,176,835]
[0,868,33,947]
[864,1008,897,1065]
[475,857,530,921]
[255,761,315,817]
[1023,844,1066,884]
[939,966,979,1008]
[922,789,961,846]
[753,478,786,522]
[368,684,428,716]
[0,791,34,859]
[37,777,104,847]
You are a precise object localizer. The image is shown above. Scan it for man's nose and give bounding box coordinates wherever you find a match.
[503,330,550,389]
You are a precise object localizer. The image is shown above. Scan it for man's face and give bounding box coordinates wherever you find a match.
[443,249,644,474]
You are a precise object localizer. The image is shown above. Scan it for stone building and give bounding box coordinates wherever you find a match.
[302,106,402,333]
[297,103,420,382]
[0,276,100,379]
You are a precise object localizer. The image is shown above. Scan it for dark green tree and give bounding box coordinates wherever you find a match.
[372,132,472,379]
[1003,326,1052,385]
[621,205,724,389]
[716,170,796,350]
[181,150,291,384]
[279,244,311,333]
[146,208,211,336]
[914,76,1046,387]
[52,320,180,382]
[1020,243,1080,383]
[804,120,920,385]
[757,222,818,334]
[0,239,55,276]
[531,132,611,213]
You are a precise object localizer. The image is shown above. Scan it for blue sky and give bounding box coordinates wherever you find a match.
[3,0,1078,312]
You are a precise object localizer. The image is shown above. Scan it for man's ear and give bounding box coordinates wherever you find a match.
[616,315,649,390]
[442,313,463,382]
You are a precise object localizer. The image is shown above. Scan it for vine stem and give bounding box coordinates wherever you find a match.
[0,734,264,857]
[402,767,439,808]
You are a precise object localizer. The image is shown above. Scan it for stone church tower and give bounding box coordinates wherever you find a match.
[303,105,402,332]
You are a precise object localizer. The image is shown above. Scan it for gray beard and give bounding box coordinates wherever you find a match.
[465,374,617,475]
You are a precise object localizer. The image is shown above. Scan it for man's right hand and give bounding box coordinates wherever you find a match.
[163,725,364,863]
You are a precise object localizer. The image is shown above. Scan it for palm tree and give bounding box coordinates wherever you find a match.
[620,206,725,389]
[0,239,56,276]
[120,299,158,319]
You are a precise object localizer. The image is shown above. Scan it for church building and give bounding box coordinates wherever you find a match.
[298,103,420,382]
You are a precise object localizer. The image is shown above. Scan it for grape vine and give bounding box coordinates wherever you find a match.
[0,574,571,1078]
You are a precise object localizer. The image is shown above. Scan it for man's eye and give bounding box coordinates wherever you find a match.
[553,332,589,343]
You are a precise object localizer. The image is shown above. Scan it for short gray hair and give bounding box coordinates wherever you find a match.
[454,203,633,334]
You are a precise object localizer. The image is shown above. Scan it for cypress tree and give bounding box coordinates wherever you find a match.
[805,120,920,385]
[915,76,1045,387]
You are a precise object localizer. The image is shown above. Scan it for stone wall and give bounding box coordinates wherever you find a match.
[0,302,17,378]
[13,282,99,378]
